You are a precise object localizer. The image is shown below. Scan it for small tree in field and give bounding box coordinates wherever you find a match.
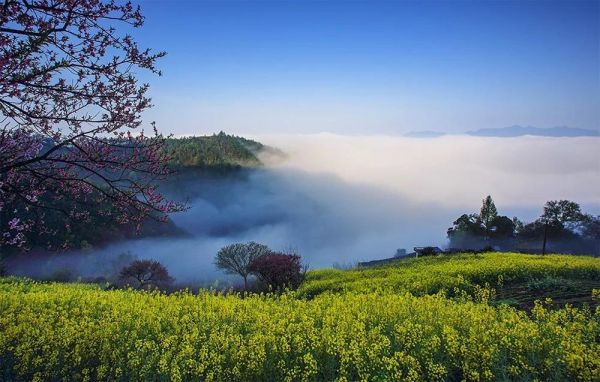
[0,0,184,249]
[538,200,584,254]
[214,242,270,289]
[119,259,173,290]
[247,252,306,291]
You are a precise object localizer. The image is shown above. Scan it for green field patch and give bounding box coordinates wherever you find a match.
[299,253,600,304]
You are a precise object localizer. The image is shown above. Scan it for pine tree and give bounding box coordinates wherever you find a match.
[480,195,498,239]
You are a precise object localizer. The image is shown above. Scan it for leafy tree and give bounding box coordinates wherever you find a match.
[540,200,584,229]
[519,220,571,239]
[448,198,598,255]
[480,195,498,239]
[214,242,270,289]
[448,214,483,235]
[0,0,183,248]
[247,252,306,291]
[489,215,516,238]
[538,200,584,254]
[514,200,595,255]
[448,196,517,250]
[119,260,173,290]
[447,213,484,248]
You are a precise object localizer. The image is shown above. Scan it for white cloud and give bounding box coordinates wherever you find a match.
[258,134,600,209]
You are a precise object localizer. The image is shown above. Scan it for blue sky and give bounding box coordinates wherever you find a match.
[136,0,600,135]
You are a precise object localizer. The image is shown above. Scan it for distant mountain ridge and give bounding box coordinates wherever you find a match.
[404,125,599,138]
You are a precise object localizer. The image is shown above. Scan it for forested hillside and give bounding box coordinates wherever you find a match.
[163,132,264,169]
[0,133,270,252]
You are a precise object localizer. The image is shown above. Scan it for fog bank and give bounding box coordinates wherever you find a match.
[258,134,600,210]
[9,135,600,285]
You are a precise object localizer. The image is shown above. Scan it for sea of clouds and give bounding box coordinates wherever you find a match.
[10,134,599,285]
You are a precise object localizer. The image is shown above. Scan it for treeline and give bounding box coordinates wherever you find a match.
[163,132,263,169]
[447,196,599,255]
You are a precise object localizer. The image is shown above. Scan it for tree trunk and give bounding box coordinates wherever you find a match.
[243,275,248,290]
[542,223,548,255]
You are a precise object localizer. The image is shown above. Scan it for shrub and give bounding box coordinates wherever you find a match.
[527,276,578,292]
[118,260,173,290]
[247,252,306,291]
[420,247,440,257]
[214,242,270,289]
[45,268,74,283]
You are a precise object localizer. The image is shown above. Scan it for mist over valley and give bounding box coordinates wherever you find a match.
[9,134,599,285]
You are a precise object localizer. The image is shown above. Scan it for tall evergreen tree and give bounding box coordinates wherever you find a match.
[480,195,498,239]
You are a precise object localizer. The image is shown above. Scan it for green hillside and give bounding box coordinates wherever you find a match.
[0,133,270,252]
[300,253,600,309]
[164,132,264,168]
[1,253,599,381]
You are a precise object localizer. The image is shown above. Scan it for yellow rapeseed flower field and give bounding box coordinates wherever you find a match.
[0,253,599,381]
[300,252,600,297]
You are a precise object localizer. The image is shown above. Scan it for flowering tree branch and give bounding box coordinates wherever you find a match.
[0,0,185,248]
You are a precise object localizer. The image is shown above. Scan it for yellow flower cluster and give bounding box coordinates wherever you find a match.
[1,272,598,381]
[300,252,600,297]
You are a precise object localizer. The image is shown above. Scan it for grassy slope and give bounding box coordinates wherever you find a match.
[300,253,600,308]
[1,253,599,381]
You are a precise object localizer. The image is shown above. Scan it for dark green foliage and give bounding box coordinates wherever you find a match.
[163,132,263,169]
[492,216,517,237]
[447,214,485,241]
[519,220,576,241]
[447,196,517,250]
[490,298,519,307]
[518,201,597,255]
[447,197,599,255]
[527,276,578,293]
[1,188,183,253]
[418,247,441,257]
[480,195,498,237]
[541,200,584,227]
